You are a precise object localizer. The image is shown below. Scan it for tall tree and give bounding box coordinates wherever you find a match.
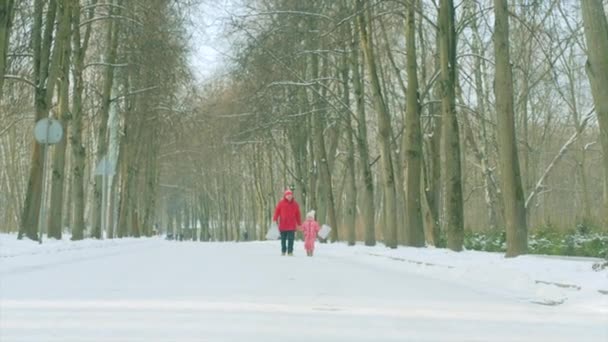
[341,18,357,246]
[357,0,397,248]
[0,0,15,97]
[69,0,95,241]
[439,0,463,251]
[18,0,61,240]
[308,9,339,241]
[47,0,72,239]
[581,0,608,227]
[351,18,376,246]
[403,0,424,247]
[422,1,443,247]
[91,0,121,239]
[494,0,528,257]
[464,0,501,231]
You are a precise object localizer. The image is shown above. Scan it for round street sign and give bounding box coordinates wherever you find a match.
[34,118,63,144]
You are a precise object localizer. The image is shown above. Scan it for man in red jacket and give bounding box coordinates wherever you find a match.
[273,189,301,256]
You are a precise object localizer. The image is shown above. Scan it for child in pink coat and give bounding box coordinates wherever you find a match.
[301,210,320,256]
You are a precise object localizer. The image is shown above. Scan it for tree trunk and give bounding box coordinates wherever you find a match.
[420,0,442,248]
[287,88,309,211]
[107,167,120,239]
[465,0,500,230]
[494,0,528,257]
[422,21,443,246]
[141,128,159,237]
[117,124,132,238]
[357,0,397,248]
[422,131,442,246]
[199,194,210,241]
[2,129,23,232]
[69,0,94,241]
[351,23,375,246]
[0,0,15,97]
[307,113,318,214]
[19,0,60,241]
[309,23,338,241]
[403,2,425,247]
[439,0,464,251]
[47,0,72,239]
[581,0,608,227]
[252,145,265,240]
[579,146,592,224]
[91,1,121,239]
[341,30,357,246]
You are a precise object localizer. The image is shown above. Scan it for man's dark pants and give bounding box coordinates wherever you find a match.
[280,230,295,254]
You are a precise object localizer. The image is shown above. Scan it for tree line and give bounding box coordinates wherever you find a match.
[1,0,607,258]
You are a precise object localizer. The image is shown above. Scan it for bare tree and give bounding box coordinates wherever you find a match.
[439,0,463,251]
[0,0,15,97]
[341,20,357,246]
[69,0,95,241]
[308,9,339,241]
[403,0,424,247]
[351,17,376,246]
[357,0,398,248]
[47,0,73,239]
[18,0,61,241]
[91,0,121,239]
[494,0,528,257]
[581,0,608,226]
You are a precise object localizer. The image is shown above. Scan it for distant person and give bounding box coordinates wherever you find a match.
[301,210,320,257]
[272,189,301,256]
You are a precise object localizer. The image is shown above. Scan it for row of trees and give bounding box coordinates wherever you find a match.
[1,0,192,240]
[155,0,607,257]
[1,0,607,258]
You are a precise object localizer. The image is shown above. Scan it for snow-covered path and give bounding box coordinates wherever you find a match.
[1,237,606,341]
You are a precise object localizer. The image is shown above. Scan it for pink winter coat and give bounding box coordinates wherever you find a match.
[301,218,320,251]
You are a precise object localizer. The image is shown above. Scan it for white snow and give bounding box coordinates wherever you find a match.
[1,233,607,341]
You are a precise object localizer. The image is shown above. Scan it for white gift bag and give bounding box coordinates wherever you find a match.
[265,222,280,240]
[318,224,331,240]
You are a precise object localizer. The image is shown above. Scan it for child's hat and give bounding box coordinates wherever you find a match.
[306,210,315,219]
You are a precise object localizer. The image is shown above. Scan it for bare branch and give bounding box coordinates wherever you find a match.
[83,62,129,70]
[110,86,160,102]
[234,10,333,21]
[80,15,142,27]
[525,109,596,209]
[3,75,37,88]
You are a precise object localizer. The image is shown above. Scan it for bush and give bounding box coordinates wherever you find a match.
[464,230,506,253]
[464,226,608,259]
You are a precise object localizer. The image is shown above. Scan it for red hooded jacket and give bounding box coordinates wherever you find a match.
[273,193,301,232]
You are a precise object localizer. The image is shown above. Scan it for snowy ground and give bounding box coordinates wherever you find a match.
[1,234,606,341]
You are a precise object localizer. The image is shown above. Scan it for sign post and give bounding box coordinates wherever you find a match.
[34,118,63,244]
[95,156,116,239]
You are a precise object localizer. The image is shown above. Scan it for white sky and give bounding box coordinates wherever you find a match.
[187,0,240,82]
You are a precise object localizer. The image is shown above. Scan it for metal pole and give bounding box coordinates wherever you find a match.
[101,172,107,239]
[112,175,118,238]
[37,120,52,244]
[38,142,48,244]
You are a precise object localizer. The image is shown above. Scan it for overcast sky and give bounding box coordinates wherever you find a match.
[187,0,240,82]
